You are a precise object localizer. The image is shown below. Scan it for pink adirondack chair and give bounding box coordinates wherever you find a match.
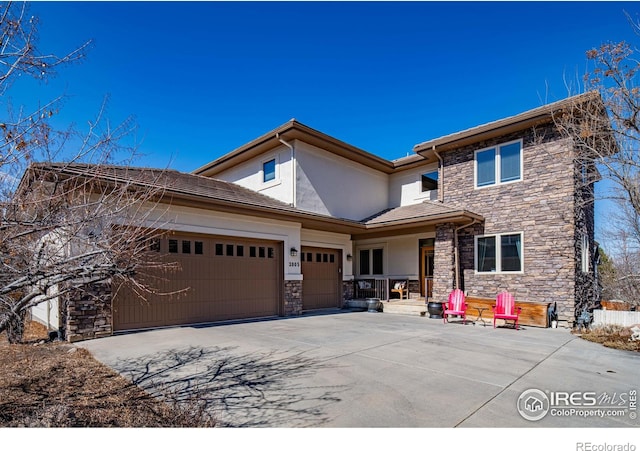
[443,289,468,324]
[492,291,522,329]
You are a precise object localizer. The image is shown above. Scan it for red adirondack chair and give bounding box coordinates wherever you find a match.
[443,289,468,324]
[492,291,522,329]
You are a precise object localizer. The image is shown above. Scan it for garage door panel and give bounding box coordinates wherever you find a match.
[301,247,341,311]
[113,234,282,331]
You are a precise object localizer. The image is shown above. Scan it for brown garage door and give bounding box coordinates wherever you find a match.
[301,247,341,310]
[113,233,282,331]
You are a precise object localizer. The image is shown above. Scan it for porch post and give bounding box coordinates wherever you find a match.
[433,223,456,302]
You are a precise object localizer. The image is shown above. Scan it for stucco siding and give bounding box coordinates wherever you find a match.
[214,144,294,205]
[389,163,439,207]
[295,141,389,220]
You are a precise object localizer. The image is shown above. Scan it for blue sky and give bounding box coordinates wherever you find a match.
[10,1,640,244]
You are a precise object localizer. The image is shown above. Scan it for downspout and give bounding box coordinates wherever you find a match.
[433,146,444,203]
[454,219,478,290]
[276,133,296,207]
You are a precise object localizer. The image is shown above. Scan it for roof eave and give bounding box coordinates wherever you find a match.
[194,120,396,177]
[413,91,602,154]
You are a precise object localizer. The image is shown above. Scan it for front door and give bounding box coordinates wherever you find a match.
[420,246,434,299]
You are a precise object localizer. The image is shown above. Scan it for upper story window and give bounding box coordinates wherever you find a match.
[475,140,522,188]
[263,158,276,183]
[421,170,439,192]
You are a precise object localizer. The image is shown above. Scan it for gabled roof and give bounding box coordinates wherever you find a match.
[23,163,481,237]
[193,119,435,178]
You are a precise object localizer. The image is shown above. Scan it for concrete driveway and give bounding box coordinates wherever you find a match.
[78,310,640,428]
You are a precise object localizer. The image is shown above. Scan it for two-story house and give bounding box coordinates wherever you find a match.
[29,92,604,341]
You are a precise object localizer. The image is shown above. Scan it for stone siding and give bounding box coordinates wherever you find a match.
[433,224,456,303]
[63,282,113,343]
[440,123,593,325]
[284,280,303,316]
[342,280,354,303]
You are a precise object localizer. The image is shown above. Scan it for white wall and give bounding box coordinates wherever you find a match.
[215,144,294,205]
[389,163,439,207]
[295,141,389,220]
[30,285,59,331]
[301,228,354,280]
[354,232,434,278]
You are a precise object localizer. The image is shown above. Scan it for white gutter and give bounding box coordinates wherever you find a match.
[276,133,296,207]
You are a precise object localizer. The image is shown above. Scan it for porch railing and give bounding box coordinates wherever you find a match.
[354,278,389,301]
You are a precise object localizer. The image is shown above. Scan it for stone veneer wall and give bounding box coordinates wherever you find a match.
[342,280,354,304]
[441,123,586,325]
[284,280,303,316]
[433,224,456,303]
[62,282,113,342]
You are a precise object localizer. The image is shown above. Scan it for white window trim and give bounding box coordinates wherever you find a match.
[474,138,523,189]
[581,233,590,273]
[474,231,524,274]
[261,155,281,188]
[356,245,386,276]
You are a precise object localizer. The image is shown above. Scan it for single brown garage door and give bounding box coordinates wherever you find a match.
[113,233,282,331]
[301,246,341,310]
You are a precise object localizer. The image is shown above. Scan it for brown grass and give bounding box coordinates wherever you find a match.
[0,322,216,427]
[575,324,640,352]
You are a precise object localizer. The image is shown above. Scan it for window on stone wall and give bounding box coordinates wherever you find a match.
[475,232,523,273]
[475,140,522,188]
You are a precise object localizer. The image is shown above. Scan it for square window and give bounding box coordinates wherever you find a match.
[215,243,223,256]
[226,244,234,256]
[323,253,328,263]
[329,254,335,263]
[475,140,522,188]
[259,247,266,258]
[195,241,203,255]
[307,252,312,262]
[168,239,178,253]
[316,253,322,263]
[263,159,276,183]
[476,233,522,273]
[250,246,257,257]
[149,239,160,252]
[421,170,438,192]
[268,248,275,258]
[301,252,305,262]
[237,245,244,257]
[182,240,191,254]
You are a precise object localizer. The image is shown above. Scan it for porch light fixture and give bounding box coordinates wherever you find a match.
[290,247,298,257]
[346,254,352,261]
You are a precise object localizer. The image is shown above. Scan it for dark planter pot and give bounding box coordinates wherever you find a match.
[427,301,444,319]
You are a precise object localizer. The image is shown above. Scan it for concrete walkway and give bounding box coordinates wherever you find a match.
[78,310,640,428]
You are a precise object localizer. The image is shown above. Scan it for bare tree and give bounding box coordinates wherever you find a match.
[551,13,640,306]
[0,2,170,342]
